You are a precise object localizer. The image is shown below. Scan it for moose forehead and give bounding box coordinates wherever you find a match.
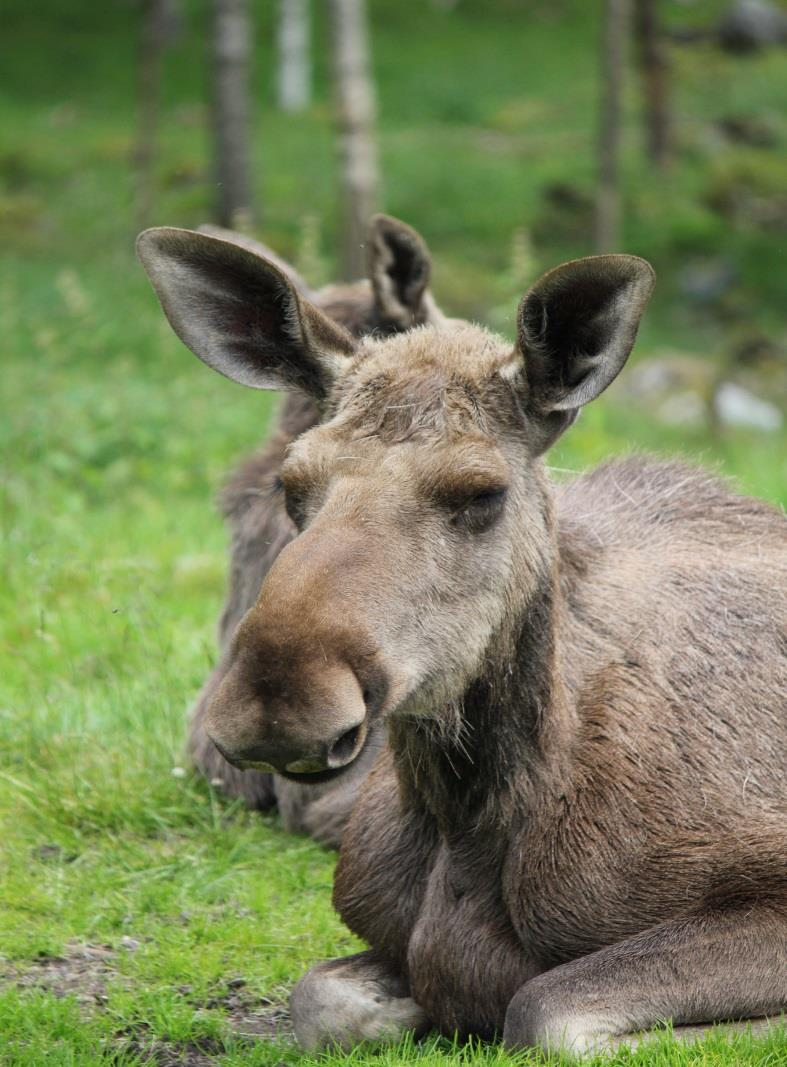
[335,322,520,441]
[283,324,517,491]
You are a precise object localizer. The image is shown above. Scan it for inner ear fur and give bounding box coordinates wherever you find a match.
[136,227,355,399]
[511,253,655,454]
[368,214,442,329]
[518,254,655,414]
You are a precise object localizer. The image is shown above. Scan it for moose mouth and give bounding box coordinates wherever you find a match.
[212,719,370,784]
[277,762,359,785]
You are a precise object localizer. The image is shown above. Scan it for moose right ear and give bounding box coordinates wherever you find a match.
[368,214,443,329]
[136,227,356,399]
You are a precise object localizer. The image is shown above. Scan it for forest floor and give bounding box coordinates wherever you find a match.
[1,1,785,1064]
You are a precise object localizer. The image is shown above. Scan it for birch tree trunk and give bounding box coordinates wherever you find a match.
[277,0,310,112]
[212,0,254,228]
[635,0,670,169]
[328,0,380,280]
[595,0,630,252]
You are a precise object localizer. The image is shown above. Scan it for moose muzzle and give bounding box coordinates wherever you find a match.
[203,522,387,778]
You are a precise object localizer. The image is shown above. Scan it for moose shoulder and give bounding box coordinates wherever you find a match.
[137,229,787,1055]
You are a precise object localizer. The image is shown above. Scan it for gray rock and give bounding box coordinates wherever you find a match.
[714,381,783,431]
[719,0,787,53]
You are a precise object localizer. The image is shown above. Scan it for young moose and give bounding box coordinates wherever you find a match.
[180,218,443,844]
[138,228,787,1055]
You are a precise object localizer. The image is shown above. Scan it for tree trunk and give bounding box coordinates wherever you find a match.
[328,0,380,280]
[635,0,670,169]
[595,0,630,253]
[277,0,310,112]
[133,0,181,228]
[212,0,254,228]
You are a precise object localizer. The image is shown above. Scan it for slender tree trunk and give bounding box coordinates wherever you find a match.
[595,0,630,253]
[212,0,254,228]
[133,0,181,228]
[277,0,310,112]
[635,0,670,169]
[328,0,380,280]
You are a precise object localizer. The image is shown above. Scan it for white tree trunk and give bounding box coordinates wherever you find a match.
[212,0,254,228]
[328,0,380,280]
[595,0,630,253]
[277,0,310,112]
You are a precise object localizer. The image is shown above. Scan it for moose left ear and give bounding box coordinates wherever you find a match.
[514,254,655,452]
[368,214,443,329]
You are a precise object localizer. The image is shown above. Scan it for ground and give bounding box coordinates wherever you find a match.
[1,1,785,1063]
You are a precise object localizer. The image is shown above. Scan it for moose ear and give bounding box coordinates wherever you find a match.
[136,227,355,399]
[513,254,655,452]
[368,214,443,329]
[196,224,315,299]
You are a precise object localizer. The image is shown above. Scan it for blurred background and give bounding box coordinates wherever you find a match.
[3,1,786,501]
[0,6,786,1058]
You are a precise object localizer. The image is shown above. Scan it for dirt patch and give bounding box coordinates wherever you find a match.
[1,945,292,1061]
[203,977,293,1041]
[119,1032,224,1067]
[1,942,117,1006]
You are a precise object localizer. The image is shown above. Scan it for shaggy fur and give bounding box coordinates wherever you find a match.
[138,230,786,1054]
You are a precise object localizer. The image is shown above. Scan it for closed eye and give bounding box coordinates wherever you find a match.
[451,486,508,532]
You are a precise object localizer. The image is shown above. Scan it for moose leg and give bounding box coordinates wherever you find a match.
[504,906,787,1056]
[290,950,429,1051]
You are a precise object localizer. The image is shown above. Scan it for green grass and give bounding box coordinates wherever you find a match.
[1,1,785,1063]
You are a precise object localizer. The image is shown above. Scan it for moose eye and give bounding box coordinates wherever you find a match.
[452,487,507,533]
[278,479,310,530]
[284,490,308,530]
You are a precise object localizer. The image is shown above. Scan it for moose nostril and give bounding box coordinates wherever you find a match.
[327,723,363,768]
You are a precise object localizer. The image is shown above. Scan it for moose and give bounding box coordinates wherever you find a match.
[183,217,443,845]
[137,225,786,1054]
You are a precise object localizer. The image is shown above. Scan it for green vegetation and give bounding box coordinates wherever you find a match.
[1,1,784,1063]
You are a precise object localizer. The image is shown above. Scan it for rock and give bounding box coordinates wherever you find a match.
[656,391,708,428]
[718,0,787,53]
[714,381,783,431]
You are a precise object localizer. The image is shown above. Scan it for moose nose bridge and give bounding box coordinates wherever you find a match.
[255,513,383,632]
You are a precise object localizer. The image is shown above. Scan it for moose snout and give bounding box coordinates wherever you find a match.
[204,520,390,777]
[213,717,368,775]
[204,650,374,777]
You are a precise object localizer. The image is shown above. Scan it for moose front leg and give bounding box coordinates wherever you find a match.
[504,906,787,1056]
[290,950,429,1051]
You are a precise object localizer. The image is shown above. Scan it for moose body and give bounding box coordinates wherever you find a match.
[138,225,787,1054]
[186,218,442,843]
[324,456,787,1047]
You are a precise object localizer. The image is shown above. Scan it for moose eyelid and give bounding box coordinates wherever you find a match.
[436,483,508,514]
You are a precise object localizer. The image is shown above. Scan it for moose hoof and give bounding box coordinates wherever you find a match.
[290,955,428,1051]
[503,979,610,1057]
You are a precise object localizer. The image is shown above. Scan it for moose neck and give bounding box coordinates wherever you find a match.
[389,527,573,841]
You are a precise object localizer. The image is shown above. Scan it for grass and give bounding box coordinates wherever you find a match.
[1,1,785,1063]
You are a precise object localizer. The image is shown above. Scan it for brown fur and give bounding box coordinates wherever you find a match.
[137,229,786,1054]
[182,222,443,840]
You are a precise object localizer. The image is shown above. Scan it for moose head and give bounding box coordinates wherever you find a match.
[137,224,654,781]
